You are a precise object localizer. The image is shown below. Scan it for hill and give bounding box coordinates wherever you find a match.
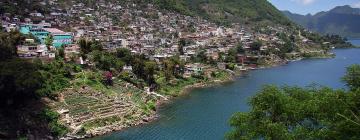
[151,0,292,26]
[283,5,360,38]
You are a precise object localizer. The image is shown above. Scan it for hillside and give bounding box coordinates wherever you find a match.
[151,0,292,26]
[283,5,360,38]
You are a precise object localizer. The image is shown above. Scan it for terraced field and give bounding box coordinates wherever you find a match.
[52,80,157,136]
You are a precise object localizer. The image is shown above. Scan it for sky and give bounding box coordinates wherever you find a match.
[268,0,360,15]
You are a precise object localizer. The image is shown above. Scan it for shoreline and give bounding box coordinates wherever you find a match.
[65,53,336,140]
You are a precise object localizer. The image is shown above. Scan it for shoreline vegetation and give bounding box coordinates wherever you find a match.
[226,64,360,140]
[62,51,337,140]
[0,1,357,139]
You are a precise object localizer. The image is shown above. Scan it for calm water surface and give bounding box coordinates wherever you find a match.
[92,48,360,140]
[349,39,360,46]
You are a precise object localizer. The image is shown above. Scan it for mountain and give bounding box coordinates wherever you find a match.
[283,5,360,38]
[152,0,292,26]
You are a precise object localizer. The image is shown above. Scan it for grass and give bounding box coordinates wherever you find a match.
[82,116,123,130]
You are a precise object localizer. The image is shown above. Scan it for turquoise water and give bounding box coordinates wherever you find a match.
[92,48,360,140]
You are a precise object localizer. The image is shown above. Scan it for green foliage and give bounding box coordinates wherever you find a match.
[227,66,360,140]
[37,60,81,99]
[236,43,245,54]
[116,48,133,65]
[40,108,68,137]
[153,0,292,26]
[45,35,54,48]
[154,0,193,15]
[226,48,237,63]
[342,64,360,91]
[0,31,24,61]
[83,116,122,131]
[90,51,124,71]
[192,50,208,63]
[163,56,185,81]
[57,46,65,59]
[226,63,236,71]
[250,40,263,51]
[78,38,103,57]
[0,59,43,107]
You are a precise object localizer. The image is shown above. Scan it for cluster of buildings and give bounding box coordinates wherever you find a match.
[1,0,314,71]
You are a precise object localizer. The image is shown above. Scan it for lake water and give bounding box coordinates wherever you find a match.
[349,39,360,46]
[92,48,360,140]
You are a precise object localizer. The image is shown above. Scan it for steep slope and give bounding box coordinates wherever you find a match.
[283,5,360,38]
[153,0,292,26]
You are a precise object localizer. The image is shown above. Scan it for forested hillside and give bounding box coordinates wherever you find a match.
[283,5,360,38]
[153,0,292,26]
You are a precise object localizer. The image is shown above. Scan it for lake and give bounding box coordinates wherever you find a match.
[349,39,360,46]
[92,48,360,140]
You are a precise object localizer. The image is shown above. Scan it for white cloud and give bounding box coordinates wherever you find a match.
[291,0,317,5]
[352,1,360,8]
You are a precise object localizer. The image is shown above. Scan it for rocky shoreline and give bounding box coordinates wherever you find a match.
[61,53,334,140]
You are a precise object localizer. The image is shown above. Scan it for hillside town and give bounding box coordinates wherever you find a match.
[0,0,340,139]
[1,0,330,68]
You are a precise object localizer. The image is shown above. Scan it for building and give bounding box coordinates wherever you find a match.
[20,24,73,47]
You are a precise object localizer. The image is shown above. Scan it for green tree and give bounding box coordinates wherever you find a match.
[78,38,91,55]
[236,43,245,54]
[250,40,262,51]
[90,40,103,51]
[0,31,24,61]
[227,67,360,140]
[116,48,133,65]
[226,48,237,63]
[343,64,360,90]
[144,61,157,86]
[178,39,185,55]
[0,59,43,107]
[45,35,54,50]
[57,46,65,59]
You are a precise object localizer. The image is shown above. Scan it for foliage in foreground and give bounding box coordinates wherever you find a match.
[40,108,69,136]
[227,65,360,140]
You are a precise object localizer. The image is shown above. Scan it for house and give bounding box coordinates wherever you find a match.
[20,24,73,47]
[64,44,80,61]
[184,63,204,77]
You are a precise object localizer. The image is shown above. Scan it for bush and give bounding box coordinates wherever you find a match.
[40,109,68,137]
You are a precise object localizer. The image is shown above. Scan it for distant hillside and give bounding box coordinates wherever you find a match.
[152,0,292,26]
[283,5,360,38]
[0,0,292,27]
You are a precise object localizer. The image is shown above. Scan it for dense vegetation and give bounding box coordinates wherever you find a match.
[227,65,360,140]
[149,0,292,26]
[0,30,227,138]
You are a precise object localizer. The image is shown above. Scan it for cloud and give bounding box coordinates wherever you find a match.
[352,1,360,8]
[291,0,317,5]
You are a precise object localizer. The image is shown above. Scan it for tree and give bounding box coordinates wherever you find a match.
[225,48,237,63]
[132,55,146,80]
[0,59,43,107]
[57,46,65,59]
[45,35,54,50]
[90,40,103,51]
[116,48,133,65]
[193,50,207,63]
[78,38,91,55]
[163,59,175,81]
[236,43,245,54]
[343,64,360,90]
[227,68,360,140]
[144,61,157,86]
[0,31,24,61]
[250,40,262,51]
[178,38,186,55]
